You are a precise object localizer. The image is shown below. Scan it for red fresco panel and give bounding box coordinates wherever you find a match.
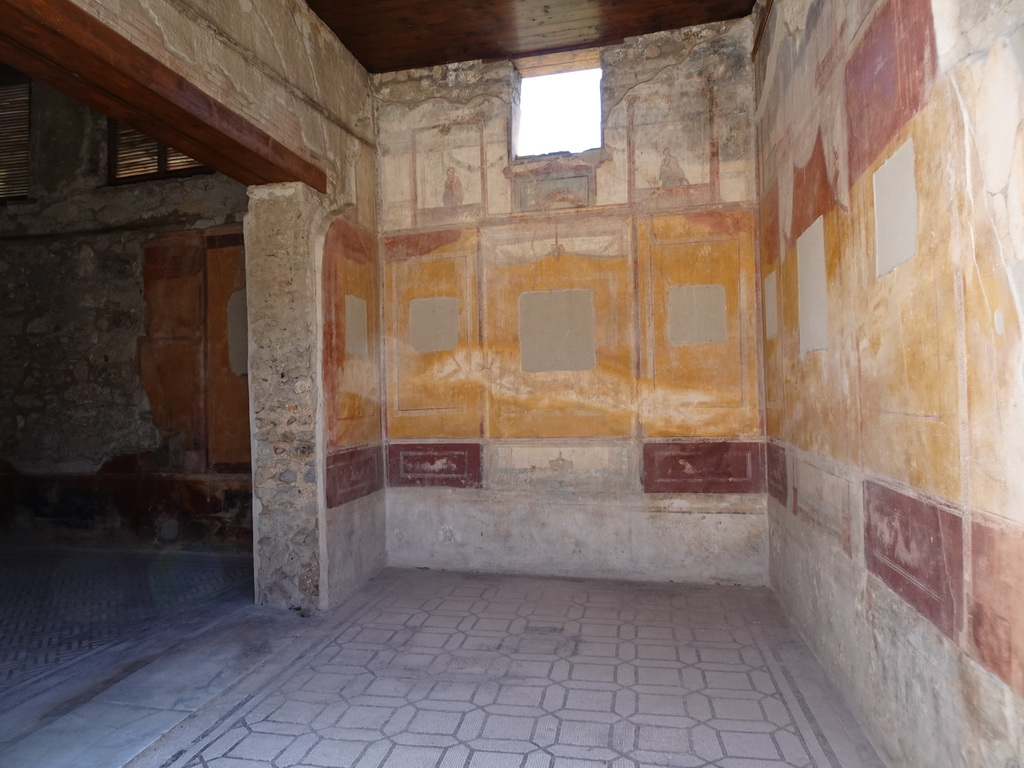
[864,480,963,639]
[325,216,375,263]
[384,230,463,261]
[760,178,780,269]
[766,442,788,506]
[790,131,834,246]
[971,521,1024,697]
[326,445,384,508]
[387,443,483,488]
[143,233,205,340]
[643,441,766,494]
[845,0,936,183]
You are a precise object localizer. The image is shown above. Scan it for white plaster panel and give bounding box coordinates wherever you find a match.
[519,290,597,372]
[409,297,460,354]
[797,216,828,355]
[667,284,729,346]
[345,295,368,356]
[764,271,778,341]
[873,138,919,277]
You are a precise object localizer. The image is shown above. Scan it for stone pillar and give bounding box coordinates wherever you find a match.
[244,182,326,611]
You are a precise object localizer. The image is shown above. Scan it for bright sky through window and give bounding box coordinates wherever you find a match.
[516,68,602,157]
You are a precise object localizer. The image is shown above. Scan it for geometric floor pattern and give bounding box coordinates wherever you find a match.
[0,544,253,694]
[159,570,881,768]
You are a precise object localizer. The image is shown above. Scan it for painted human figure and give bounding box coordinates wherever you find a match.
[659,148,689,187]
[443,166,463,207]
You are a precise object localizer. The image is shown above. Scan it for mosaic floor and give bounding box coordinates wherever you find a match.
[0,544,253,693]
[141,570,882,768]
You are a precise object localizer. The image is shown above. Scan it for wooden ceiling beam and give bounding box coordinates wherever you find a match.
[0,0,326,193]
[309,0,756,73]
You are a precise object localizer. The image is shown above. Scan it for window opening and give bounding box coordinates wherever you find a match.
[0,76,30,201]
[108,118,211,183]
[515,67,602,158]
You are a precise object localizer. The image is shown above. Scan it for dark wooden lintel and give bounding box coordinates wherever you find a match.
[0,0,327,193]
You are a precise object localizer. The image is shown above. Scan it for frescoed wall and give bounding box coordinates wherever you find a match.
[374,19,766,584]
[755,0,1024,764]
[321,142,386,605]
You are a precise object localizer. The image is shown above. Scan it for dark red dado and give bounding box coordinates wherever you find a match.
[387,443,483,488]
[326,445,384,508]
[864,480,963,639]
[766,442,788,506]
[971,520,1024,697]
[642,441,766,494]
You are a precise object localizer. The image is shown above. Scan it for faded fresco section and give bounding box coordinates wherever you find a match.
[323,214,381,450]
[321,144,386,607]
[376,20,765,584]
[0,81,250,548]
[756,0,1024,765]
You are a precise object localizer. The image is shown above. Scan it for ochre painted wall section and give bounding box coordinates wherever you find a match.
[483,218,634,439]
[323,215,381,451]
[384,229,483,439]
[638,211,759,437]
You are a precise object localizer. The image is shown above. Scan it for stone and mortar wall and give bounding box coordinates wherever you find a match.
[375,21,768,584]
[755,0,1024,764]
[0,81,251,546]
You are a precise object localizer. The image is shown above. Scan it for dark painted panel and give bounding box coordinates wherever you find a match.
[144,233,205,340]
[642,441,766,494]
[971,520,1024,697]
[387,443,483,488]
[864,480,963,639]
[138,338,205,457]
[766,442,788,506]
[326,445,384,508]
[206,232,244,250]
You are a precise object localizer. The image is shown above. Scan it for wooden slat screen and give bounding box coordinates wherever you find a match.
[0,80,30,200]
[166,146,203,173]
[113,121,159,178]
[110,119,207,182]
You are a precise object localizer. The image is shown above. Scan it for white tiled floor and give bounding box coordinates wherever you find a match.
[136,570,883,768]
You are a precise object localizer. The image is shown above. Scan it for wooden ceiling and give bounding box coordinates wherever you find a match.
[307,0,757,74]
